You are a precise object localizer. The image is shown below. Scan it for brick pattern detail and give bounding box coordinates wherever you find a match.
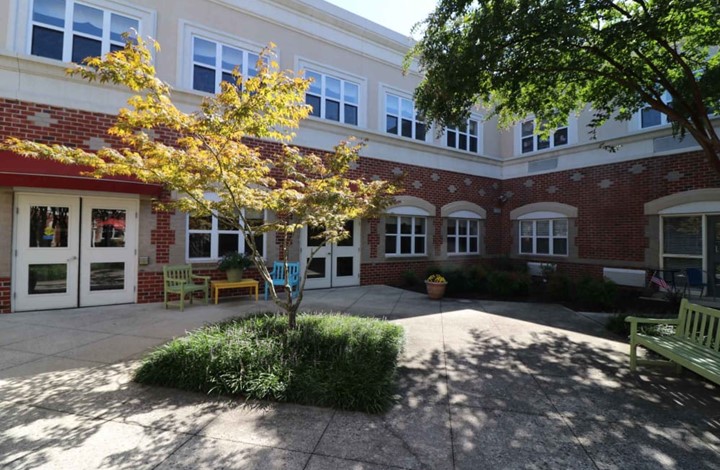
[0,278,10,314]
[502,152,720,263]
[3,97,720,304]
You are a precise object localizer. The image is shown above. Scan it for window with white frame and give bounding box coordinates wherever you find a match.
[385,215,426,256]
[447,218,480,254]
[385,93,427,141]
[192,36,260,94]
[660,216,703,271]
[519,219,568,256]
[446,118,480,153]
[30,0,141,63]
[187,210,265,261]
[304,70,359,125]
[520,120,568,154]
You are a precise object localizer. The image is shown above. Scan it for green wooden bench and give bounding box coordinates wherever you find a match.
[625,298,720,384]
[163,265,210,311]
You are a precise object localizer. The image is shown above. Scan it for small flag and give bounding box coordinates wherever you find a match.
[650,274,670,290]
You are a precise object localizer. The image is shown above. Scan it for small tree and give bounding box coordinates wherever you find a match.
[2,38,397,328]
[408,0,720,171]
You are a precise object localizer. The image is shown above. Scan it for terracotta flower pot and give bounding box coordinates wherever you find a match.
[425,281,447,300]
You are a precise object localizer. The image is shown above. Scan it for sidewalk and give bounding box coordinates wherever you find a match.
[1,286,718,469]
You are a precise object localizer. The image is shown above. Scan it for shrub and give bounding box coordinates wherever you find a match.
[134,313,404,413]
[491,255,528,273]
[575,277,618,311]
[487,270,530,297]
[402,269,419,287]
[546,272,574,302]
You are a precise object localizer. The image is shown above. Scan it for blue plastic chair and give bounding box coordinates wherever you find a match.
[264,261,300,300]
[683,268,707,299]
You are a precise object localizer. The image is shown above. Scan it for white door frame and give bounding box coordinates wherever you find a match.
[14,194,81,311]
[13,192,139,311]
[301,219,361,289]
[79,197,138,307]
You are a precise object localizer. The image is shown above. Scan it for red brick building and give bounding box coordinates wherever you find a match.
[1,0,718,313]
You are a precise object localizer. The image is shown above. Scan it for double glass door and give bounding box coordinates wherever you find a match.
[302,220,360,289]
[14,194,138,311]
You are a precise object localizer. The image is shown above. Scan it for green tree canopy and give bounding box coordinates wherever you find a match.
[409,0,720,169]
[2,38,397,327]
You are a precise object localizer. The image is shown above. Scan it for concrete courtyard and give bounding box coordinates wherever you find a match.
[0,285,718,469]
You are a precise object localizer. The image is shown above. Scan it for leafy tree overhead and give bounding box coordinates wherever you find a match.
[2,38,397,328]
[409,0,720,170]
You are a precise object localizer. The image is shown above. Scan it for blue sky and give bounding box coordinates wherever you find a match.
[324,0,438,37]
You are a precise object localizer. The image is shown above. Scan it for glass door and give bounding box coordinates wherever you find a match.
[14,194,80,311]
[79,197,138,306]
[301,220,360,289]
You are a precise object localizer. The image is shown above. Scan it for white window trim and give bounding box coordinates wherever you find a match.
[178,20,268,93]
[385,214,427,257]
[659,215,706,273]
[379,84,429,142]
[186,210,266,263]
[518,216,568,257]
[296,57,367,128]
[22,0,153,62]
[445,115,483,154]
[631,91,671,131]
[513,115,578,156]
[447,218,481,255]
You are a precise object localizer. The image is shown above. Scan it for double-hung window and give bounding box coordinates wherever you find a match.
[385,216,426,256]
[520,120,568,154]
[447,118,480,153]
[519,219,568,256]
[187,211,265,261]
[30,0,140,63]
[192,37,260,94]
[305,70,359,125]
[385,93,426,141]
[447,219,480,255]
[640,92,671,128]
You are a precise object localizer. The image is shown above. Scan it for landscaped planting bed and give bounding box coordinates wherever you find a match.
[134,313,404,413]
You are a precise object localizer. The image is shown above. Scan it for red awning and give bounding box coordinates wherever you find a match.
[0,150,162,196]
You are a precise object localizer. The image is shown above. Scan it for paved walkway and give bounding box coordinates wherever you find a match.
[0,286,718,469]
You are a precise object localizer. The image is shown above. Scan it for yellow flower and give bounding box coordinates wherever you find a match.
[426,274,447,283]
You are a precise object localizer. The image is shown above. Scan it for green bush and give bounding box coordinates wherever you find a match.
[487,270,530,297]
[546,272,574,301]
[490,256,528,273]
[402,269,419,287]
[134,313,404,413]
[575,277,618,311]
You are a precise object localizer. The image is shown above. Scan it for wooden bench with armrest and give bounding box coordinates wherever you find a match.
[625,298,720,385]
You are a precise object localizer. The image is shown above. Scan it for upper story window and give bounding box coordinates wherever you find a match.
[640,92,672,128]
[521,120,568,154]
[305,70,359,126]
[519,219,568,256]
[447,118,481,153]
[385,93,427,141]
[30,0,140,63]
[187,211,265,261]
[192,36,259,94]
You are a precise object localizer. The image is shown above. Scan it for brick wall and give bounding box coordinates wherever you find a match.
[502,152,720,268]
[2,96,719,308]
[0,277,10,314]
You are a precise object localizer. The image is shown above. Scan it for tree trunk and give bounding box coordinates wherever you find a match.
[288,302,298,329]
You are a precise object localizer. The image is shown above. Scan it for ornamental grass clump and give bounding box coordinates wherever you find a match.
[134,313,404,413]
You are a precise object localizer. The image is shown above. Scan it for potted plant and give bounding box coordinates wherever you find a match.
[425,274,448,300]
[217,251,253,282]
